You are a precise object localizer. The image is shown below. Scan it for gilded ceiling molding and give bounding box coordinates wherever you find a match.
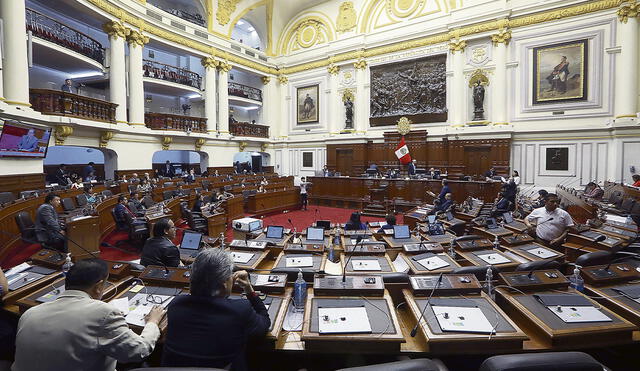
[261,76,271,85]
[353,57,367,70]
[260,142,268,152]
[201,56,219,69]
[239,141,248,151]
[448,39,467,53]
[99,131,114,148]
[161,136,172,150]
[327,64,340,75]
[102,20,127,39]
[266,0,274,56]
[491,29,511,46]
[126,29,149,46]
[278,75,289,85]
[217,61,232,72]
[54,126,73,146]
[336,1,357,32]
[617,1,639,23]
[217,0,241,26]
[277,13,336,55]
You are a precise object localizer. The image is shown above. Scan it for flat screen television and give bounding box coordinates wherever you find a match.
[0,121,51,158]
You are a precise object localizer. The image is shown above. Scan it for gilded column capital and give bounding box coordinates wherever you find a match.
[54,126,73,146]
[239,141,248,152]
[261,76,271,85]
[449,39,467,54]
[99,131,114,148]
[125,29,149,46]
[278,75,289,85]
[217,61,232,73]
[353,58,367,70]
[195,138,206,151]
[491,29,512,46]
[102,21,127,39]
[618,1,639,23]
[161,136,172,150]
[328,64,340,75]
[201,57,219,69]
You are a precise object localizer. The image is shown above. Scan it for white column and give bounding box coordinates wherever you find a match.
[449,39,467,127]
[278,75,289,138]
[103,21,128,123]
[328,67,341,133]
[201,57,218,133]
[492,30,510,125]
[354,59,367,133]
[126,30,147,126]
[0,0,29,106]
[261,76,275,136]
[615,6,639,118]
[217,62,230,135]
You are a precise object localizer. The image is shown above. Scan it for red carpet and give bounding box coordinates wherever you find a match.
[1,207,399,269]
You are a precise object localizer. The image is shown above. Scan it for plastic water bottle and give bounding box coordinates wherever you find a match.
[569,267,584,292]
[293,269,307,312]
[493,235,500,250]
[626,214,633,225]
[327,244,335,263]
[484,267,495,300]
[448,236,456,258]
[62,253,73,276]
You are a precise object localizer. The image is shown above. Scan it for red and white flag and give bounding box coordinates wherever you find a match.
[395,136,411,164]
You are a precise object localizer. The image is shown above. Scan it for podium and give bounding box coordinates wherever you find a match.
[66,216,100,260]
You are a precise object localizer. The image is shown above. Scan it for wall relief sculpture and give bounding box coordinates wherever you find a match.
[369,55,447,126]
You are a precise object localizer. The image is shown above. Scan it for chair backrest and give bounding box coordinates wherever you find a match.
[575,251,613,267]
[177,181,185,187]
[164,182,174,187]
[142,195,155,208]
[479,351,604,371]
[0,191,16,205]
[76,194,88,207]
[201,180,210,190]
[15,211,36,240]
[163,190,174,200]
[621,198,636,212]
[20,190,39,199]
[102,190,113,197]
[451,265,499,281]
[128,184,137,193]
[515,260,561,272]
[61,197,75,212]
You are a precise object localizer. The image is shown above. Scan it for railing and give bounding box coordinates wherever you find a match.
[148,2,206,27]
[145,113,207,133]
[143,60,202,89]
[228,82,262,102]
[230,122,269,138]
[25,8,105,64]
[29,89,117,123]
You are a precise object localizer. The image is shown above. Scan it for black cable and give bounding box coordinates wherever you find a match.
[411,272,444,337]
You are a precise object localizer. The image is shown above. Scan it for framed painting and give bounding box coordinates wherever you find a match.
[545,147,569,171]
[532,39,588,105]
[296,85,319,124]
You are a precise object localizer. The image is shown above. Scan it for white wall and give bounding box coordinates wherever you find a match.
[44,146,104,165]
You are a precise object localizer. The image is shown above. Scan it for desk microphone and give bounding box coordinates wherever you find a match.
[342,235,363,283]
[571,234,606,258]
[288,218,298,244]
[418,234,426,251]
[411,272,444,337]
[314,208,319,225]
[603,253,639,272]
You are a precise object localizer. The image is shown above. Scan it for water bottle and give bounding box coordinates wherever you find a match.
[448,236,456,258]
[493,235,500,250]
[62,253,73,276]
[327,244,335,263]
[484,267,495,300]
[569,267,584,292]
[626,214,633,225]
[293,269,307,312]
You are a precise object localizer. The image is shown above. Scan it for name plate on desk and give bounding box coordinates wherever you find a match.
[410,274,481,296]
[403,242,443,254]
[284,243,325,253]
[456,239,493,251]
[500,270,570,291]
[344,243,386,254]
[581,264,640,285]
[249,274,287,294]
[502,234,534,246]
[313,274,384,296]
[139,266,190,286]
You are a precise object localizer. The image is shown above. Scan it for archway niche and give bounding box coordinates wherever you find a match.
[152,150,207,175]
[44,145,117,182]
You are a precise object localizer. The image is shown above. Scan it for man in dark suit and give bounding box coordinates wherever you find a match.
[485,167,497,179]
[407,159,417,176]
[55,164,70,186]
[35,193,66,252]
[114,195,144,229]
[140,218,181,267]
[128,191,146,216]
[162,248,269,370]
[162,161,174,177]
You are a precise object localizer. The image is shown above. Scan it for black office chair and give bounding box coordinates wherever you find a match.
[336,358,448,371]
[128,184,137,193]
[124,213,149,247]
[19,190,39,199]
[111,209,127,232]
[61,197,75,212]
[163,190,174,200]
[130,368,226,371]
[177,181,185,187]
[575,251,613,267]
[201,180,210,190]
[102,190,113,197]
[479,351,605,371]
[0,191,16,205]
[15,211,38,244]
[142,195,155,208]
[164,182,174,188]
[451,266,499,281]
[76,194,88,207]
[381,272,410,284]
[515,260,561,272]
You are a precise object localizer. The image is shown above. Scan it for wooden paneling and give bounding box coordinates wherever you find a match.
[0,173,45,197]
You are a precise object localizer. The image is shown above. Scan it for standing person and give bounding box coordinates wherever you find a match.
[55,164,70,185]
[632,174,640,187]
[485,167,497,180]
[524,193,575,248]
[407,159,417,176]
[299,177,311,211]
[427,179,452,204]
[345,212,366,231]
[0,269,18,368]
[35,193,66,252]
[83,162,95,181]
[162,160,174,177]
[60,78,74,93]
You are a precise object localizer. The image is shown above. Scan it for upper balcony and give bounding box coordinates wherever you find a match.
[228,82,262,103]
[148,2,205,28]
[143,59,203,97]
[26,8,105,66]
[29,89,117,123]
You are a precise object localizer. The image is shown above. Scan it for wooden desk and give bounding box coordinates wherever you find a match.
[340,254,395,274]
[556,185,597,224]
[247,189,300,215]
[585,280,640,326]
[505,243,565,263]
[228,249,269,271]
[202,210,226,237]
[400,252,460,274]
[224,196,244,224]
[66,215,100,259]
[457,249,522,271]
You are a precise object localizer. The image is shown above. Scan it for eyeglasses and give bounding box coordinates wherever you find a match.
[146,293,171,304]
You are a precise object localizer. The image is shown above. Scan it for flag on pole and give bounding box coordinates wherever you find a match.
[395,136,411,164]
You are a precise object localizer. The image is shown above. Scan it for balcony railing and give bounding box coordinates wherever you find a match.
[145,113,207,133]
[143,60,202,90]
[29,89,117,123]
[228,82,262,102]
[230,122,269,138]
[149,2,206,27]
[26,8,105,64]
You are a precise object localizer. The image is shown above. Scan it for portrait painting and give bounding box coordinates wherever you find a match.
[533,39,588,105]
[296,85,319,124]
[546,147,569,171]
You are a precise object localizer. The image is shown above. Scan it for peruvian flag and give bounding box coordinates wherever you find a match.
[395,136,412,164]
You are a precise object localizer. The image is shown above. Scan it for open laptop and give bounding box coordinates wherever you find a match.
[179,230,203,258]
[445,211,455,221]
[316,220,331,230]
[266,225,284,239]
[393,225,412,240]
[306,227,325,242]
[486,217,499,229]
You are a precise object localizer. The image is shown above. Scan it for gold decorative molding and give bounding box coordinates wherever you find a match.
[260,142,268,152]
[342,89,354,102]
[239,141,248,152]
[102,20,127,39]
[336,1,357,32]
[161,136,172,150]
[201,56,219,69]
[449,39,467,53]
[328,64,340,75]
[491,29,512,46]
[216,0,241,26]
[217,61,232,73]
[99,131,114,148]
[396,116,412,135]
[618,1,639,23]
[195,138,206,151]
[261,76,272,85]
[468,69,490,88]
[54,126,73,146]
[125,29,149,46]
[353,57,367,70]
[278,75,289,85]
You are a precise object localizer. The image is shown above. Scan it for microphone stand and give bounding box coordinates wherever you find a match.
[411,272,444,337]
[342,235,363,284]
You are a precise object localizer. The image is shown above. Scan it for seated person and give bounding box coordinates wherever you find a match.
[192,193,205,213]
[257,185,266,193]
[430,193,453,215]
[583,182,604,200]
[632,174,640,188]
[174,186,186,197]
[137,178,152,193]
[260,177,268,186]
[185,169,196,184]
[485,167,497,180]
[215,188,226,201]
[491,192,510,217]
[114,195,143,229]
[128,191,146,216]
[524,193,575,248]
[35,193,66,252]
[129,173,140,183]
[83,185,97,204]
[0,269,18,367]
[162,249,269,370]
[345,212,366,231]
[12,259,163,371]
[70,177,83,190]
[140,218,181,267]
[532,189,548,208]
[377,214,396,233]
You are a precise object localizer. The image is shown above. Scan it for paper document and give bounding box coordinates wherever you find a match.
[7,272,29,285]
[393,254,410,273]
[5,262,31,277]
[318,306,372,334]
[417,256,449,271]
[286,256,313,268]
[547,306,612,323]
[526,247,558,259]
[125,294,174,326]
[351,260,382,271]
[110,297,130,315]
[477,253,510,265]
[231,251,254,264]
[432,306,495,333]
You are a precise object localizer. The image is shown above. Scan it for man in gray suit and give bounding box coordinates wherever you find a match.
[35,193,66,252]
[16,129,38,152]
[12,259,164,371]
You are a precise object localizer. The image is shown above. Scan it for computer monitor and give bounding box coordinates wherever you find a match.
[427,215,437,224]
[502,212,514,224]
[366,169,377,177]
[266,225,284,239]
[393,225,410,239]
[306,227,325,241]
[180,230,203,250]
[316,220,331,230]
[486,217,498,229]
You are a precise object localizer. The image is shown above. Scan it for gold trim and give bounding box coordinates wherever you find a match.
[491,29,512,46]
[99,131,114,148]
[54,125,74,145]
[492,122,511,126]
[227,0,267,38]
[4,100,32,107]
[450,123,465,128]
[129,123,146,126]
[116,120,129,124]
[615,114,637,118]
[161,136,172,150]
[617,1,639,23]
[217,0,241,26]
[467,121,491,126]
[278,15,335,55]
[266,0,274,56]
[449,39,467,53]
[0,97,6,101]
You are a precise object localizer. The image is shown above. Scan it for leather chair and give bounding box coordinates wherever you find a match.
[163,190,174,200]
[177,181,185,187]
[142,195,155,208]
[61,197,75,212]
[336,358,448,371]
[381,272,410,283]
[111,209,127,231]
[164,182,174,188]
[575,251,613,267]
[128,184,137,193]
[124,213,149,247]
[185,209,207,234]
[102,190,113,197]
[130,368,226,371]
[0,191,16,205]
[76,193,88,207]
[515,260,561,272]
[478,351,605,371]
[451,265,499,281]
[15,211,37,244]
[201,180,210,190]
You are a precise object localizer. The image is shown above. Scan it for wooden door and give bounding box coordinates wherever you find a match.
[464,146,491,178]
[336,149,353,176]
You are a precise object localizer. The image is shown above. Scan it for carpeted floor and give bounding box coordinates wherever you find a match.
[1,207,398,269]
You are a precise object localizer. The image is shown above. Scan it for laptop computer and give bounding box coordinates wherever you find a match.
[316,220,331,230]
[179,230,203,258]
[266,225,284,239]
[486,217,498,229]
[306,227,325,242]
[427,214,437,224]
[393,225,411,240]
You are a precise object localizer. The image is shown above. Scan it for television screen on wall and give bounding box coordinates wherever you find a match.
[0,121,52,158]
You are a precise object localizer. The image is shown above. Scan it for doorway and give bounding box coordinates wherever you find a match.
[464,146,491,178]
[336,149,353,176]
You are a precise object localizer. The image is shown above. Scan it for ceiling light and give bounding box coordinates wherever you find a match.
[69,71,103,79]
[247,26,255,32]
[186,93,202,99]
[238,20,245,26]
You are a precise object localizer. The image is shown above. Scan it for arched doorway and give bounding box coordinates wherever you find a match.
[44,146,117,182]
[152,150,206,175]
[232,151,269,173]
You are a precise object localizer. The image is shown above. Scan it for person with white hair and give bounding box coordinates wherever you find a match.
[162,249,270,370]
